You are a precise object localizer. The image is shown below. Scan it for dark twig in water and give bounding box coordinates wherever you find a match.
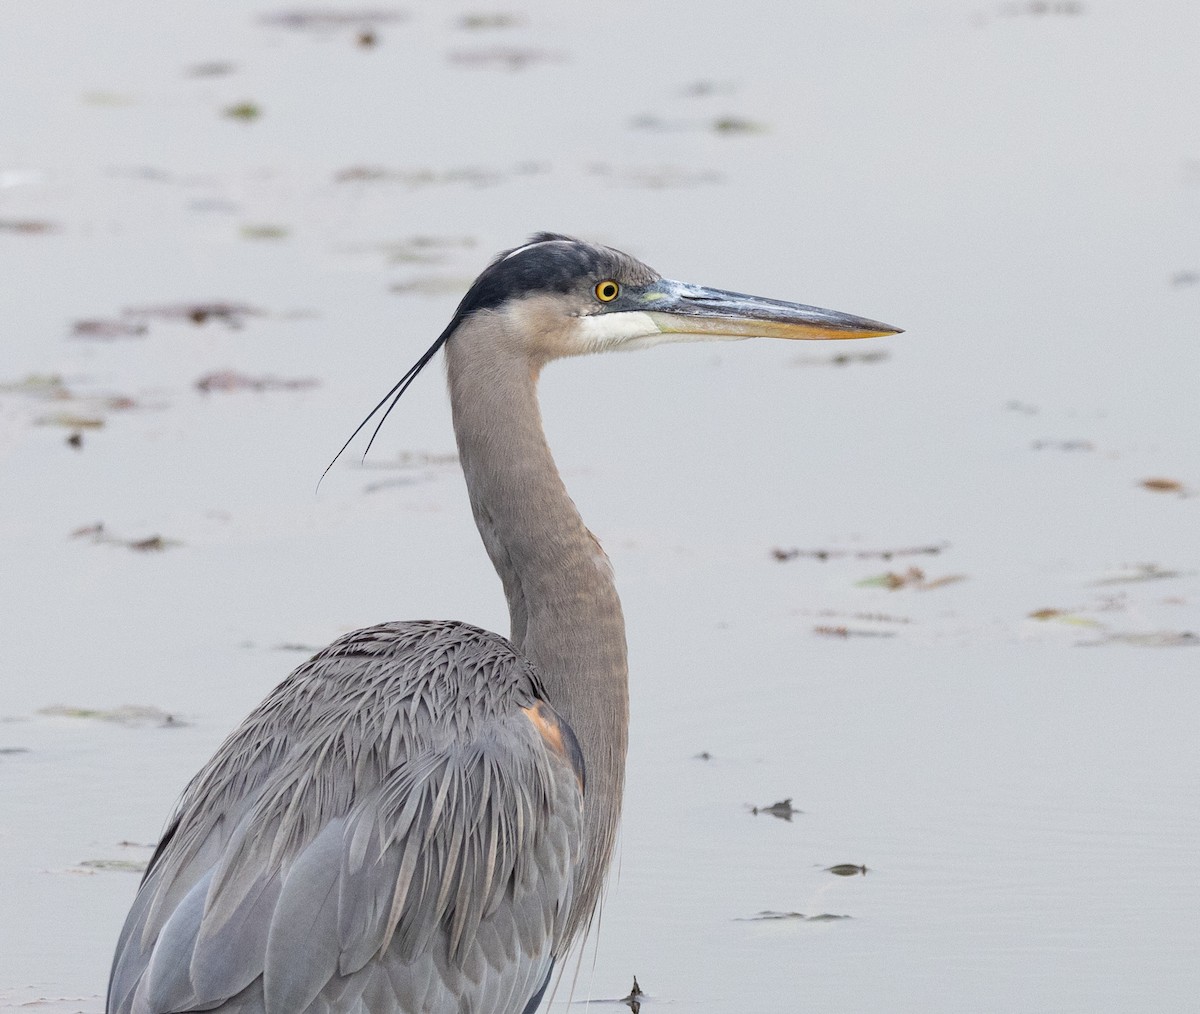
[621,977,644,1013]
[772,542,950,562]
[749,798,801,821]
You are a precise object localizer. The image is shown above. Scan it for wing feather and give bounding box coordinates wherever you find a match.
[108,620,583,1014]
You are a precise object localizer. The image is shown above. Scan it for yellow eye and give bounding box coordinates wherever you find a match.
[594,279,619,302]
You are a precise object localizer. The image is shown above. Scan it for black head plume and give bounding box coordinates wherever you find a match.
[318,233,603,489]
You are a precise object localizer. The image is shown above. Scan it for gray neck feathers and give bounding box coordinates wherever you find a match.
[445,309,629,939]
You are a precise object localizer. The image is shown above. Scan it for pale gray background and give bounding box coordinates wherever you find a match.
[1,2,1198,1011]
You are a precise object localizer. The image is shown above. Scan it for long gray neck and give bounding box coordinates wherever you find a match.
[445,312,629,939]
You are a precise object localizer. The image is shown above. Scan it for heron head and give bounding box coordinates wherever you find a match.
[455,232,902,362]
[322,233,901,480]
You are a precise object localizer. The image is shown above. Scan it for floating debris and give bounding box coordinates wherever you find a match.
[750,798,801,821]
[825,864,869,877]
[0,374,70,398]
[122,301,264,328]
[773,542,949,563]
[458,12,526,29]
[335,164,503,188]
[186,61,237,77]
[0,219,56,234]
[72,318,148,339]
[1079,630,1199,648]
[240,223,290,240]
[0,747,31,756]
[737,911,850,922]
[996,1,1084,16]
[856,567,965,591]
[271,643,323,653]
[1030,439,1095,451]
[1027,608,1102,628]
[1004,400,1039,415]
[37,704,188,728]
[447,47,564,71]
[223,101,261,122]
[1171,270,1199,287]
[3,375,139,436]
[78,858,147,873]
[1140,477,1191,496]
[814,625,897,639]
[196,370,318,393]
[35,412,104,429]
[621,977,644,1014]
[71,523,182,552]
[261,8,407,29]
[792,348,890,368]
[693,750,713,761]
[357,29,378,46]
[712,116,767,134]
[1092,563,1190,586]
[807,609,912,625]
[681,79,737,97]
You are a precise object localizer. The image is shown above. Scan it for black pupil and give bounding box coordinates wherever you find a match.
[601,283,615,297]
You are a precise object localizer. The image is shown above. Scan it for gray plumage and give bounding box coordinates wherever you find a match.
[107,234,900,1013]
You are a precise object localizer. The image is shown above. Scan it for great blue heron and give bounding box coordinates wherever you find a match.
[107,233,900,1013]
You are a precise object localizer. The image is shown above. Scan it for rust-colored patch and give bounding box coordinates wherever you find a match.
[522,701,584,791]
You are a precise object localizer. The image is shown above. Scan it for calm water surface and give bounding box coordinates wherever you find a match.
[2,2,1198,1011]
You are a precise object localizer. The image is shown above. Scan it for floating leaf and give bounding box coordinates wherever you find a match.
[78,858,146,873]
[1093,564,1190,586]
[123,301,264,328]
[240,223,289,240]
[1027,608,1102,628]
[72,318,148,339]
[774,542,950,563]
[712,116,767,134]
[195,370,318,393]
[1030,439,1094,451]
[0,219,56,234]
[36,413,104,429]
[1141,478,1189,495]
[813,625,897,639]
[792,349,890,368]
[458,12,525,29]
[186,61,236,77]
[261,9,407,29]
[38,705,188,728]
[223,101,261,121]
[128,536,178,552]
[71,524,182,552]
[825,864,869,877]
[1080,631,1199,648]
[737,910,850,922]
[856,567,965,591]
